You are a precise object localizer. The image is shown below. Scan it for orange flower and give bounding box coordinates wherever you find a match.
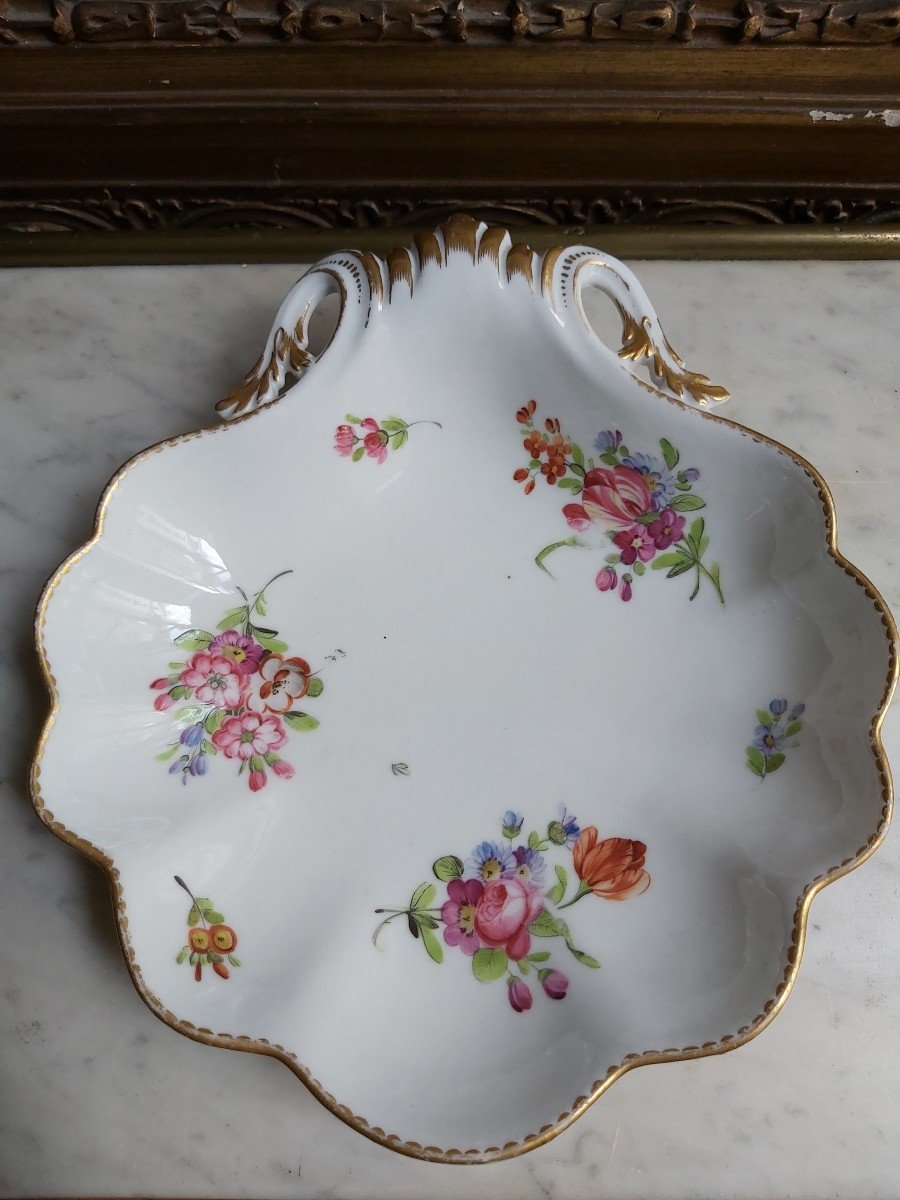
[572,827,650,901]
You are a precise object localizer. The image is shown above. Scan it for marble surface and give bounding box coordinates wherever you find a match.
[1,258,898,1199]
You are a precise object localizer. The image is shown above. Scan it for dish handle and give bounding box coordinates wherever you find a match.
[550,248,730,408]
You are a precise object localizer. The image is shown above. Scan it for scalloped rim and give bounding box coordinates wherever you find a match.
[30,224,898,1165]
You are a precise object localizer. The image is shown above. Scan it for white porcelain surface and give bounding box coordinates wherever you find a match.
[27,225,895,1165]
[2,254,899,1195]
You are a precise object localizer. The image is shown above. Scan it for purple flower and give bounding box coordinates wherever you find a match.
[594,429,622,452]
[681,467,700,483]
[180,722,204,748]
[512,846,546,886]
[754,725,785,756]
[502,810,524,838]
[188,753,208,776]
[468,840,514,882]
[622,452,678,511]
[647,508,686,551]
[441,878,484,956]
[539,969,569,1000]
[595,566,617,592]
[790,702,806,719]
[508,978,532,1013]
[547,805,579,847]
[208,630,265,677]
[613,523,656,566]
[769,698,788,716]
[169,754,188,776]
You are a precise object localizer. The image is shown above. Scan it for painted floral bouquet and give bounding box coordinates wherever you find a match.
[513,400,724,604]
[150,571,329,790]
[375,808,650,1013]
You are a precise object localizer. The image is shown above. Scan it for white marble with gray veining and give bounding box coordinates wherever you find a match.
[0,259,898,1199]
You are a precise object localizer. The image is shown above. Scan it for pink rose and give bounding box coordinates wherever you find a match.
[180,652,245,709]
[474,877,544,961]
[564,465,652,531]
[334,423,355,456]
[363,430,388,464]
[211,711,287,761]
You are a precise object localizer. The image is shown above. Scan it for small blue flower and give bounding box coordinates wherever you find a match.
[468,840,514,881]
[189,753,209,777]
[594,429,622,452]
[513,845,546,885]
[169,754,188,775]
[769,698,788,716]
[754,726,785,756]
[790,702,806,720]
[180,722,204,748]
[502,809,524,838]
[681,467,700,483]
[547,804,580,847]
[622,452,678,511]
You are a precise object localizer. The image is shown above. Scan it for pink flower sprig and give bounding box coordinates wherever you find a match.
[334,413,441,464]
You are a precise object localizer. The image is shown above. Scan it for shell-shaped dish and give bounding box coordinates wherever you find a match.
[33,218,896,1163]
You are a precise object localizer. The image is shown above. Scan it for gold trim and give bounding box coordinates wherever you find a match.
[413,229,442,271]
[506,241,536,290]
[617,308,731,407]
[442,213,479,261]
[31,219,898,1165]
[477,225,507,267]
[387,246,415,299]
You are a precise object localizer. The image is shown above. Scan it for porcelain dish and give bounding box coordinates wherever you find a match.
[32,217,896,1163]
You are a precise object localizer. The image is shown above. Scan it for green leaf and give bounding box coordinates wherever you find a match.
[390,430,408,451]
[785,721,803,738]
[600,451,618,466]
[216,607,246,631]
[155,744,180,762]
[528,910,567,938]
[666,560,695,579]
[433,855,464,882]
[381,418,407,433]
[204,709,223,734]
[557,477,581,491]
[527,830,541,851]
[416,914,439,930]
[174,705,204,723]
[618,445,630,457]
[555,865,567,890]
[697,536,710,559]
[189,951,200,966]
[660,437,679,470]
[547,880,566,905]
[420,922,444,964]
[766,752,785,773]
[205,910,225,924]
[169,685,190,701]
[168,661,185,671]
[410,882,436,910]
[535,537,578,577]
[351,446,365,462]
[202,740,217,756]
[207,951,224,964]
[756,709,775,728]
[528,458,542,469]
[176,946,189,964]
[669,494,706,512]
[517,958,532,975]
[283,711,319,732]
[651,552,685,570]
[228,954,242,968]
[528,951,551,963]
[187,906,201,926]
[568,947,601,969]
[196,898,215,914]
[307,676,324,698]
[746,746,766,777]
[472,947,508,983]
[254,595,267,617]
[688,516,705,545]
[572,443,585,467]
[345,412,362,423]
[632,562,645,576]
[605,553,620,565]
[254,631,289,653]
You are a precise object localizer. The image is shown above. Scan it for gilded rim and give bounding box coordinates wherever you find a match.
[30,219,898,1165]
